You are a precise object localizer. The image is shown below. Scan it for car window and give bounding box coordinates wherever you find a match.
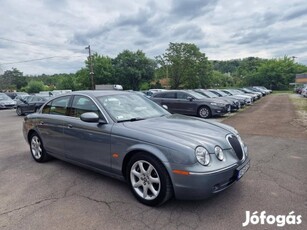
[70,95,101,118]
[176,92,189,99]
[42,101,52,114]
[162,92,176,98]
[49,96,71,116]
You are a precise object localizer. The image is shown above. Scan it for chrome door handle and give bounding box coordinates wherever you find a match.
[67,124,73,128]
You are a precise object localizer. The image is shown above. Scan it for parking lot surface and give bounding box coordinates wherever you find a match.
[0,94,306,230]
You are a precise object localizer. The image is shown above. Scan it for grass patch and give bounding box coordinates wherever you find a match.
[272,90,293,94]
[290,95,307,112]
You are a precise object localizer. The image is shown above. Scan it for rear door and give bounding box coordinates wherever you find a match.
[37,96,71,156]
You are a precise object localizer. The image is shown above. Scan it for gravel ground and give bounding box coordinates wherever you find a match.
[0,94,306,230]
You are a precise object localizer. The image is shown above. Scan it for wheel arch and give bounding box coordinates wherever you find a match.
[27,129,40,144]
[122,144,170,180]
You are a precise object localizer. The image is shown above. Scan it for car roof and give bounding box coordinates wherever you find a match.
[68,90,133,97]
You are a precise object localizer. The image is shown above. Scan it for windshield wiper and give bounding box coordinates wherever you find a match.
[117,117,145,123]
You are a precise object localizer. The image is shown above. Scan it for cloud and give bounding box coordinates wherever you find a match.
[0,0,307,75]
[170,0,218,19]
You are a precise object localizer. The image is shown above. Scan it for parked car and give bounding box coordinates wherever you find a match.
[237,88,261,100]
[246,87,266,96]
[151,90,231,118]
[0,93,17,109]
[194,89,241,112]
[253,86,272,94]
[14,93,30,103]
[23,91,250,206]
[220,89,253,105]
[16,95,49,116]
[208,89,248,106]
[4,91,28,99]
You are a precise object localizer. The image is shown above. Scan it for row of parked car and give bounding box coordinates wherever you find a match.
[295,85,307,97]
[145,86,272,119]
[0,90,73,115]
[1,87,271,119]
[0,92,52,115]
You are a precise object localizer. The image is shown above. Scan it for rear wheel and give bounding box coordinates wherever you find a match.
[127,153,173,206]
[29,133,51,162]
[198,106,211,118]
[16,107,23,116]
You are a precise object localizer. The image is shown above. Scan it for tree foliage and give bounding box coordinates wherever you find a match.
[26,80,45,93]
[157,43,212,89]
[113,50,156,90]
[0,68,27,90]
[2,46,307,91]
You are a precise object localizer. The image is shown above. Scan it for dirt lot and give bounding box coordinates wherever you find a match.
[0,94,306,230]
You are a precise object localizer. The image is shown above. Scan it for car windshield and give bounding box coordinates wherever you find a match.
[97,94,170,122]
[214,90,228,97]
[201,90,218,98]
[0,93,12,101]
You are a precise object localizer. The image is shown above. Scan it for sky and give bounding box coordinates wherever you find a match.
[0,0,307,75]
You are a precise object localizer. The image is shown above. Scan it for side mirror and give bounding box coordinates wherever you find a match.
[162,105,168,110]
[187,96,193,101]
[80,112,104,123]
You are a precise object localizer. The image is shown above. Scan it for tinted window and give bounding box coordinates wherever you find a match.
[176,92,189,99]
[154,92,176,98]
[49,96,71,116]
[70,96,100,118]
[42,101,52,114]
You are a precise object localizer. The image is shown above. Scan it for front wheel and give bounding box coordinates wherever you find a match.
[198,106,211,118]
[30,133,51,162]
[127,153,173,206]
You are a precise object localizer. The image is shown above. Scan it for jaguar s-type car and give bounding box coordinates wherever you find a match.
[23,91,250,206]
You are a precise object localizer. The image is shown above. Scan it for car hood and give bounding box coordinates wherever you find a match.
[122,114,235,151]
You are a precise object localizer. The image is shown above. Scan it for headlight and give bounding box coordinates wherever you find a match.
[210,102,225,107]
[237,135,248,156]
[214,146,224,161]
[195,146,210,166]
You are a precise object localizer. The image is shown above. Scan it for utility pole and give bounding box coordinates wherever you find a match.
[85,45,94,90]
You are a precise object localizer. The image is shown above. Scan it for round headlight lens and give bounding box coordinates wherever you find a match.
[214,146,224,161]
[195,146,210,166]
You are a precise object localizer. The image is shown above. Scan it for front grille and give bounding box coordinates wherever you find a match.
[227,135,243,160]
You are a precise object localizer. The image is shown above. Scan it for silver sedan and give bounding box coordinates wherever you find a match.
[23,91,250,206]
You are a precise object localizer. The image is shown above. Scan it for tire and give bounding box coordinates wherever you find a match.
[16,107,23,116]
[126,153,173,206]
[198,106,211,118]
[29,132,51,163]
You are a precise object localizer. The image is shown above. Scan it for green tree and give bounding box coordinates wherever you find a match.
[26,80,45,93]
[0,68,27,90]
[157,43,212,89]
[89,53,115,85]
[75,68,90,90]
[56,74,77,90]
[113,50,156,90]
[246,56,307,90]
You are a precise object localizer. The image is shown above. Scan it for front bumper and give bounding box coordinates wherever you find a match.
[0,104,16,109]
[171,158,250,200]
[211,105,230,116]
